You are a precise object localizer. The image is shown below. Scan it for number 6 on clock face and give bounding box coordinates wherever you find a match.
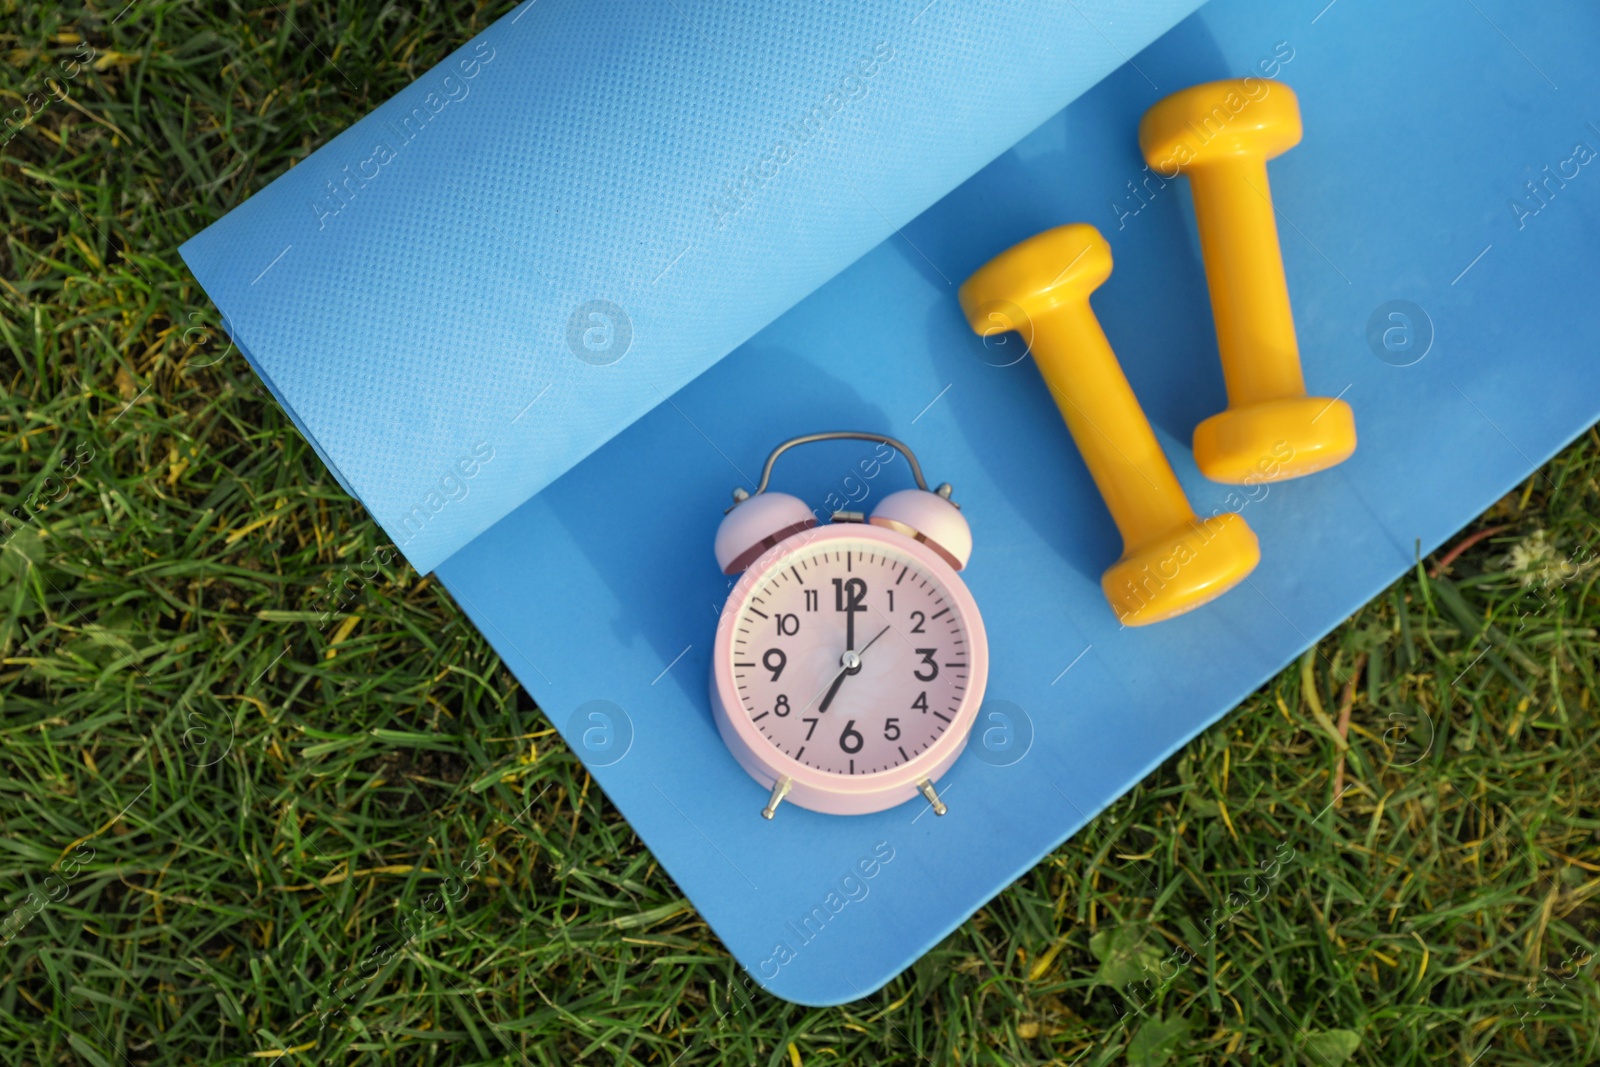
[708,433,989,819]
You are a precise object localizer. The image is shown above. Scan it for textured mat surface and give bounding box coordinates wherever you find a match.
[179,0,1204,573]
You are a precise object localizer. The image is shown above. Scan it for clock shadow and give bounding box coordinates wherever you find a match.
[533,14,1244,707]
[541,342,899,716]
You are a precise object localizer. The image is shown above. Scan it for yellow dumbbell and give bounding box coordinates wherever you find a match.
[959,224,1259,625]
[1140,79,1356,483]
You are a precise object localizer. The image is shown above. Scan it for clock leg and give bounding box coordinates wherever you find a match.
[761,776,793,820]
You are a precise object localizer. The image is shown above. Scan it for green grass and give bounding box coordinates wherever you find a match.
[3,1,1600,1063]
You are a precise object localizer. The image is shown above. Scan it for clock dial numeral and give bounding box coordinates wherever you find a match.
[884,717,901,741]
[911,691,928,713]
[773,694,790,717]
[776,613,800,636]
[763,647,786,681]
[913,648,939,682]
[887,590,895,613]
[832,577,867,613]
[909,610,926,634]
[839,720,864,754]
[832,576,867,649]
[803,717,818,740]
[804,589,818,612]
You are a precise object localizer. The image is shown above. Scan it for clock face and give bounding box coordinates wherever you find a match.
[728,535,974,777]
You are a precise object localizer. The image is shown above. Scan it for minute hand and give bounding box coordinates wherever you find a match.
[856,623,892,658]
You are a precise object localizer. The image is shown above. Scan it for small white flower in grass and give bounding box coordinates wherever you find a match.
[1501,528,1591,588]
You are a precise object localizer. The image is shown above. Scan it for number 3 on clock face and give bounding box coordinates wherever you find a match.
[709,433,988,819]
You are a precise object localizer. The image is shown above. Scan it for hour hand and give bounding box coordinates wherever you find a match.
[817,649,862,712]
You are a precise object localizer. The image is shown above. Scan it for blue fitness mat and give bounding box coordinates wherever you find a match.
[181,0,1600,1006]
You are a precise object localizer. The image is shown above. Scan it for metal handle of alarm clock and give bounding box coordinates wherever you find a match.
[745,431,934,498]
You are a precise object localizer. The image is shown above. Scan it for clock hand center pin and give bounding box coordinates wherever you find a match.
[816,625,891,713]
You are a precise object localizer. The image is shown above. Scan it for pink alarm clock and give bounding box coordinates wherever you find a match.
[710,432,989,819]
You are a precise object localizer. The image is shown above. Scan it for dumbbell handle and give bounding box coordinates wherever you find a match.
[1031,303,1197,550]
[1189,157,1307,407]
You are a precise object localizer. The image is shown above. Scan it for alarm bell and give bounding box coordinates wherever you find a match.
[714,491,815,575]
[869,487,971,571]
